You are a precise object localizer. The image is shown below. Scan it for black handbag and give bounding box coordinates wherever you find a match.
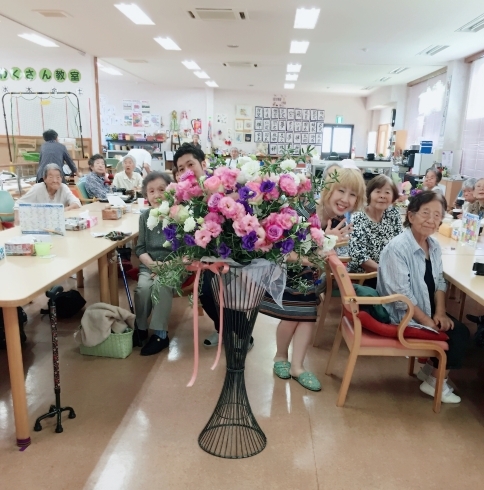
[40,289,86,319]
[0,307,28,348]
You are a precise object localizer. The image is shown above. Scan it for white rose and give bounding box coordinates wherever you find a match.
[158,200,170,216]
[301,235,312,254]
[147,213,160,230]
[238,156,253,165]
[280,159,297,171]
[323,234,338,251]
[183,216,196,232]
[240,160,260,180]
[288,171,301,186]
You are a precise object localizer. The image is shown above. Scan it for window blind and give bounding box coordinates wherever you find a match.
[461,57,484,178]
[405,74,446,149]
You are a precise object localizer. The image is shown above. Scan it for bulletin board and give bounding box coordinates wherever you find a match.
[253,106,325,156]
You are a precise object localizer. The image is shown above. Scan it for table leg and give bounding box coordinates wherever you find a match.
[98,254,110,303]
[76,269,84,289]
[459,292,467,322]
[3,307,31,450]
[109,251,119,306]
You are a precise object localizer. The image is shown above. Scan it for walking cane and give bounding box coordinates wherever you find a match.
[34,286,76,433]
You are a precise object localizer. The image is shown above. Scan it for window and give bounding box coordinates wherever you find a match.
[461,57,484,178]
[321,124,354,159]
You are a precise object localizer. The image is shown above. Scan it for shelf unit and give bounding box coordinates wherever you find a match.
[390,130,407,157]
[104,139,164,159]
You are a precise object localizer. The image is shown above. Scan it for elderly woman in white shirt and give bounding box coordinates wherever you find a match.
[113,155,143,191]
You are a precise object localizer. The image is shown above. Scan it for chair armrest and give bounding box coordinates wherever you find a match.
[338,256,350,263]
[342,293,411,306]
[347,271,378,281]
[335,240,348,249]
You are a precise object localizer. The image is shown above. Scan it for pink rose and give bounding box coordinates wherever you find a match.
[203,221,222,238]
[169,205,180,220]
[180,170,196,182]
[207,193,224,212]
[298,176,312,193]
[205,212,225,225]
[204,176,223,193]
[278,174,298,197]
[219,196,239,219]
[254,227,268,250]
[194,229,212,248]
[310,227,325,246]
[165,183,178,193]
[257,239,273,252]
[235,202,246,220]
[246,181,263,205]
[265,224,284,242]
[262,213,279,228]
[308,213,321,229]
[281,207,298,218]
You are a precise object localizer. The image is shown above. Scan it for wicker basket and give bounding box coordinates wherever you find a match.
[79,328,133,359]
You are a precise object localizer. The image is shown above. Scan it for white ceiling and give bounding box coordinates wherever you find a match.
[1,0,484,95]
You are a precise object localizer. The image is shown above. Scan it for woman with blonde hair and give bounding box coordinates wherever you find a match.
[261,168,366,391]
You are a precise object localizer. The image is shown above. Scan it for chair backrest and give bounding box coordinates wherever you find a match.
[0,190,15,222]
[327,253,359,315]
[76,180,90,199]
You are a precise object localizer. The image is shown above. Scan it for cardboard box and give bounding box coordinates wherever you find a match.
[102,207,123,220]
[86,216,98,228]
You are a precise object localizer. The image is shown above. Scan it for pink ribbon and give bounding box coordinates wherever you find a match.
[185,261,229,387]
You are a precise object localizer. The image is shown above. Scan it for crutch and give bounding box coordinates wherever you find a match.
[34,286,76,434]
[118,254,141,345]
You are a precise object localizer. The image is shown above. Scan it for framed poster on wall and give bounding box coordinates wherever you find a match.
[270,132,278,143]
[263,107,271,119]
[310,109,318,121]
[263,119,271,131]
[279,108,287,119]
[271,119,278,131]
[287,108,295,120]
[236,105,252,119]
[271,108,279,119]
[254,131,263,142]
[278,132,286,143]
[255,106,263,119]
[263,131,270,142]
[269,143,278,155]
[255,119,263,130]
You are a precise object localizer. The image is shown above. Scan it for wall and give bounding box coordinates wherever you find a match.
[0,50,99,153]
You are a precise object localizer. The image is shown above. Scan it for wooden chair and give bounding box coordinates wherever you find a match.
[324,253,448,413]
[313,242,377,348]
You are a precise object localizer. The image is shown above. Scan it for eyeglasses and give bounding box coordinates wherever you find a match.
[414,210,443,222]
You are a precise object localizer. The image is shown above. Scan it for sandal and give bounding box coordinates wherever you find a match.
[273,361,291,379]
[291,372,321,391]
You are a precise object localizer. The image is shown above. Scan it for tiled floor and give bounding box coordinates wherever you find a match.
[1,262,484,490]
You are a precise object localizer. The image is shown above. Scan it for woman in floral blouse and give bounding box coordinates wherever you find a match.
[348,175,403,287]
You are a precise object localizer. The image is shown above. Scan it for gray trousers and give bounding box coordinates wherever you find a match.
[134,269,173,331]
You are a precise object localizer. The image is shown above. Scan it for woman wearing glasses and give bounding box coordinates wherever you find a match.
[377,191,469,404]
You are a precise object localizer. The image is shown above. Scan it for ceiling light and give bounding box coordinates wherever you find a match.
[361,86,374,90]
[417,45,449,56]
[182,60,200,70]
[287,63,302,73]
[290,41,309,54]
[227,44,239,48]
[98,64,123,76]
[456,13,484,33]
[286,73,298,81]
[294,8,320,29]
[18,33,58,47]
[284,83,295,89]
[206,81,218,87]
[114,4,154,25]
[194,71,209,79]
[379,76,391,82]
[389,67,409,74]
[154,37,181,50]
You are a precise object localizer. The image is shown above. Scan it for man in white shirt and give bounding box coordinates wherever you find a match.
[113,155,143,191]
[128,147,153,175]
[226,147,239,169]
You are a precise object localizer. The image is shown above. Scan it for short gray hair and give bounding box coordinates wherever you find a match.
[462,177,477,190]
[322,161,343,180]
[120,155,136,167]
[43,163,62,179]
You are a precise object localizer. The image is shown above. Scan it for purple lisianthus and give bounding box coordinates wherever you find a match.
[217,242,231,259]
[237,199,254,215]
[163,224,177,241]
[238,186,255,201]
[241,231,258,251]
[260,180,276,193]
[296,228,308,241]
[171,238,180,252]
[280,238,295,254]
[184,234,196,246]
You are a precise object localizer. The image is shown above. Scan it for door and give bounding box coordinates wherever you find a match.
[377,124,390,157]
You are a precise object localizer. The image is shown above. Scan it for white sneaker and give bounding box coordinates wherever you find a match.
[419,379,461,404]
[203,331,219,347]
[416,363,433,382]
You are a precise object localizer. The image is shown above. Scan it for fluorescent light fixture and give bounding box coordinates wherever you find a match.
[182,60,200,70]
[284,83,295,89]
[114,3,154,25]
[97,63,122,75]
[379,76,391,82]
[287,63,302,73]
[294,8,320,29]
[286,73,298,81]
[361,86,374,90]
[18,33,58,47]
[154,37,181,50]
[456,13,484,33]
[417,45,449,56]
[206,81,218,87]
[389,67,408,74]
[193,71,209,79]
[290,41,309,54]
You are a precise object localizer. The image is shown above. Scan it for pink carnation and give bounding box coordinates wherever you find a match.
[246,181,263,205]
[262,213,279,228]
[204,176,223,193]
[265,224,284,242]
[277,213,295,231]
[214,167,239,190]
[298,176,312,193]
[165,183,178,193]
[207,193,224,212]
[310,227,325,246]
[233,214,260,237]
[194,229,212,248]
[203,221,222,238]
[254,227,268,250]
[205,212,225,225]
[263,187,280,201]
[169,205,180,220]
[218,196,239,219]
[281,207,298,218]
[278,174,298,196]
[235,202,246,220]
[257,239,273,252]
[308,213,321,229]
[180,170,196,183]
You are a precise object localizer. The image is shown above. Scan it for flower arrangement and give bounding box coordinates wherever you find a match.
[147,148,336,296]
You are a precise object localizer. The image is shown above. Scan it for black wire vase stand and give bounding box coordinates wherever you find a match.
[198,264,272,459]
